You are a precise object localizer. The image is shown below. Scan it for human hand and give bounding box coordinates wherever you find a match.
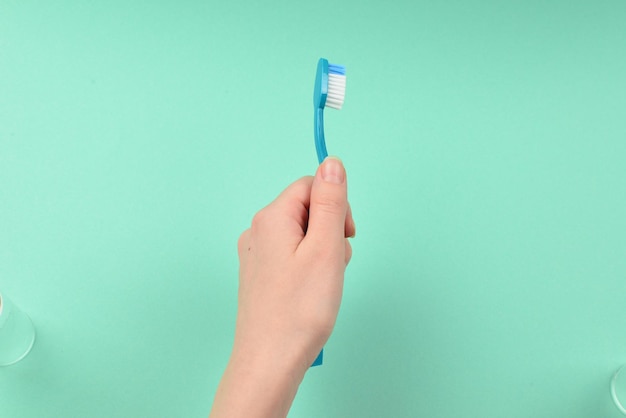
[210,156,355,418]
[236,155,354,368]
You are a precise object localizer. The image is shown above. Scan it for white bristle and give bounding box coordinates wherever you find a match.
[326,73,346,110]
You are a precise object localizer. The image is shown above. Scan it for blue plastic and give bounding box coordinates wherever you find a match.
[311,58,346,367]
[314,58,347,164]
[328,63,346,75]
[313,58,329,164]
[311,350,323,367]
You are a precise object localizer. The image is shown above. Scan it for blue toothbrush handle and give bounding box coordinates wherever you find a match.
[312,349,323,367]
[314,108,328,164]
[311,107,327,367]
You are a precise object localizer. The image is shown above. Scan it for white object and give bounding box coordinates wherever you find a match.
[612,365,626,415]
[0,292,36,366]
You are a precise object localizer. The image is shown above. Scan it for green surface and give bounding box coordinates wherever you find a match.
[1,1,626,417]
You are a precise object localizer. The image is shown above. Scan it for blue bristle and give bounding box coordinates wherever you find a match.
[328,63,346,75]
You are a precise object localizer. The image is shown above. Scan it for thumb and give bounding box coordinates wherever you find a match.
[305,157,348,251]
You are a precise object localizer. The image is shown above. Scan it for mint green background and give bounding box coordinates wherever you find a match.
[1,1,625,417]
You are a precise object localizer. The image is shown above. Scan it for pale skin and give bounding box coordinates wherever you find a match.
[209,156,355,418]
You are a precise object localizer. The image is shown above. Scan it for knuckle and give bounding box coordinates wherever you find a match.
[237,230,250,253]
[237,229,249,251]
[307,310,336,341]
[345,239,353,265]
[303,239,335,262]
[250,208,270,232]
[314,192,345,215]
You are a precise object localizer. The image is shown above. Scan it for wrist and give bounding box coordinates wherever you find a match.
[211,337,309,418]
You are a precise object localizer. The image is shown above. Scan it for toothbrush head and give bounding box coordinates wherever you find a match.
[313,58,346,110]
[313,57,346,165]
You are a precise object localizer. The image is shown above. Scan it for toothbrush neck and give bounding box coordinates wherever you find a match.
[314,108,327,164]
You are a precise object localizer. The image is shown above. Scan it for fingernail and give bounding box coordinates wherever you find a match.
[321,157,345,184]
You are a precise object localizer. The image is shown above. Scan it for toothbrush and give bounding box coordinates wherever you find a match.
[313,58,346,164]
[311,58,346,367]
